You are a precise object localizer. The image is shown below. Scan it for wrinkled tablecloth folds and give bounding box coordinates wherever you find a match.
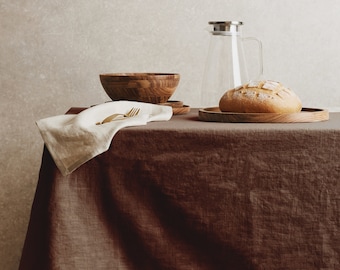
[20,110,340,269]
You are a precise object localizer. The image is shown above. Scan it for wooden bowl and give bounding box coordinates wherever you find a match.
[99,73,180,104]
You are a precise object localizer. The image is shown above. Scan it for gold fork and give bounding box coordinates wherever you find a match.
[96,107,140,125]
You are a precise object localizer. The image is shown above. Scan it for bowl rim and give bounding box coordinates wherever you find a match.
[100,73,180,78]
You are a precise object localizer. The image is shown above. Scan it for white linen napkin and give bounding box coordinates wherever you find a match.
[36,101,173,176]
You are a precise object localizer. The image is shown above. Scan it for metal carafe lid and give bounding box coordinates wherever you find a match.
[209,21,243,34]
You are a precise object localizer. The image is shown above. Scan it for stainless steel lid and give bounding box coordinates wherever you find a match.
[209,21,243,33]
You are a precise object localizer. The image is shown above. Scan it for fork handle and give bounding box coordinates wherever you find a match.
[98,113,125,124]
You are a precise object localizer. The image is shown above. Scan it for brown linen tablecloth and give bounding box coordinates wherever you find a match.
[20,109,340,270]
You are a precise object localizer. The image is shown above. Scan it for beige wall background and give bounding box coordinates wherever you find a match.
[1,0,340,268]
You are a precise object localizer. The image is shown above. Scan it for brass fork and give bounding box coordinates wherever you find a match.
[96,107,140,125]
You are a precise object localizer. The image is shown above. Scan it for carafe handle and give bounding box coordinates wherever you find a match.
[242,37,264,80]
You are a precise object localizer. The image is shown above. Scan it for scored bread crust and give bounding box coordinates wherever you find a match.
[219,80,302,113]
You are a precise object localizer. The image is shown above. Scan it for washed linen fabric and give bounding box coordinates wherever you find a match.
[36,101,173,175]
[21,110,340,269]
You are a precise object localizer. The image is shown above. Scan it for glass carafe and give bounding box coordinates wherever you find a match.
[200,21,263,108]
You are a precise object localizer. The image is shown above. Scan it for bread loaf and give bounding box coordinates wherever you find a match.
[219,80,302,113]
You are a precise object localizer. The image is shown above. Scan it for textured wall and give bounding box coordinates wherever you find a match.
[1,0,340,269]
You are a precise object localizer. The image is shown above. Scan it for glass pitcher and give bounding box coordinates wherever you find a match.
[200,21,263,108]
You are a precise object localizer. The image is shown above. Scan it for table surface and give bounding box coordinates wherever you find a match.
[20,109,340,270]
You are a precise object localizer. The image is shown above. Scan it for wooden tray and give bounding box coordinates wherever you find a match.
[198,107,329,123]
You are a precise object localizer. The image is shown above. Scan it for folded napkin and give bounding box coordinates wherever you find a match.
[36,101,173,176]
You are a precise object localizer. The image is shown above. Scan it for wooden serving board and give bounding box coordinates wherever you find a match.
[198,107,329,123]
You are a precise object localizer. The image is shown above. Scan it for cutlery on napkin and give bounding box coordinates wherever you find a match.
[36,101,173,176]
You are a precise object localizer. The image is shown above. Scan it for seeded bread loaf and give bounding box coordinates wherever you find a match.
[219,80,302,113]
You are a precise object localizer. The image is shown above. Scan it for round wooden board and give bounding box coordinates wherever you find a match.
[158,100,190,115]
[198,107,329,123]
[173,105,190,115]
[158,100,184,108]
